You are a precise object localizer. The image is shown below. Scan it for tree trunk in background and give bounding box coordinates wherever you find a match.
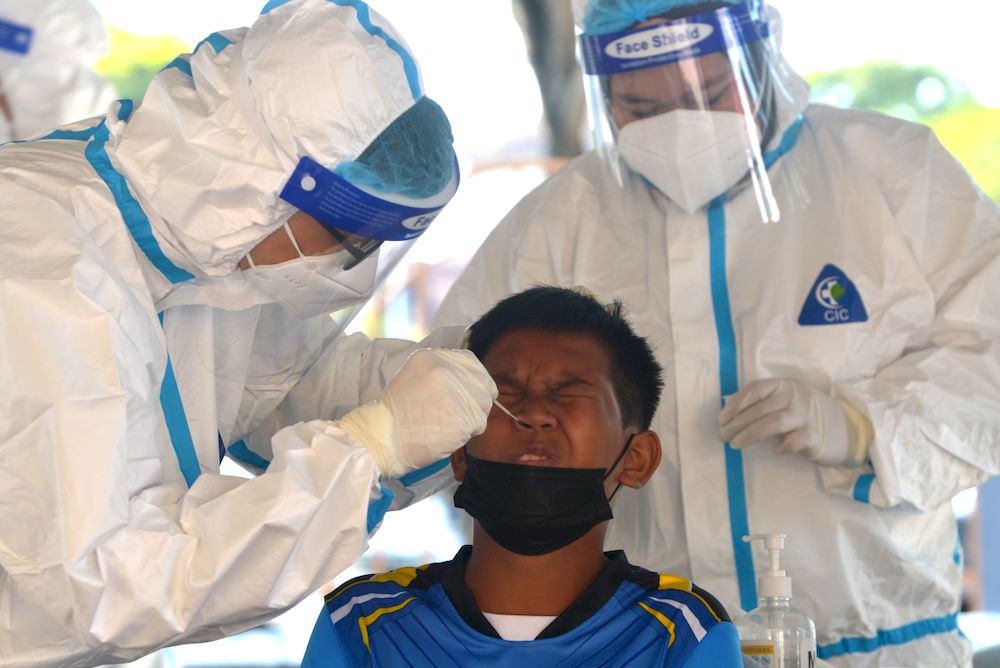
[512,0,585,157]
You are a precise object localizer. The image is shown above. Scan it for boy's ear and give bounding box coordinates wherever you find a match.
[619,430,661,490]
[450,446,468,483]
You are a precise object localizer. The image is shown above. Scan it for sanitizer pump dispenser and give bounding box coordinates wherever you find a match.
[736,534,817,668]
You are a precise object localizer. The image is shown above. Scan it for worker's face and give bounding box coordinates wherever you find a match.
[608,50,746,129]
[239,211,343,269]
[458,329,636,498]
[238,211,343,269]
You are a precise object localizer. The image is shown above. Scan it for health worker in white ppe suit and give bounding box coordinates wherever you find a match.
[0,0,116,143]
[0,0,497,666]
[436,1,1000,666]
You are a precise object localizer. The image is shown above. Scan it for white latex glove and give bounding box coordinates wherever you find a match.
[334,348,497,477]
[719,378,870,467]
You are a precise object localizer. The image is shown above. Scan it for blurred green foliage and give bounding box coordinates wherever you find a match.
[930,103,1000,204]
[808,62,1000,203]
[96,26,190,101]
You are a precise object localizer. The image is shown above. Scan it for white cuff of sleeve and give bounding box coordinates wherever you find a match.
[835,395,872,468]
[332,401,403,477]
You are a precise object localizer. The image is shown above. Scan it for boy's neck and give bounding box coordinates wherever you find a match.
[463,524,609,616]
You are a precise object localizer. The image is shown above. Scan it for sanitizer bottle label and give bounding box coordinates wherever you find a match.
[741,643,775,666]
[800,638,817,668]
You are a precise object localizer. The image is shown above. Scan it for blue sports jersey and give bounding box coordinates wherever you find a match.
[302,547,741,667]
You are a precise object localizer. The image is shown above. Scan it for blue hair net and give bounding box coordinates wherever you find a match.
[583,0,743,35]
[335,96,455,199]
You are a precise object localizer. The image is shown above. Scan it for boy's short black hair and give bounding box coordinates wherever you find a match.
[466,286,664,430]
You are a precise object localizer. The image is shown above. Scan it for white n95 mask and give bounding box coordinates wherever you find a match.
[617,109,753,214]
[247,222,378,320]
[249,251,377,320]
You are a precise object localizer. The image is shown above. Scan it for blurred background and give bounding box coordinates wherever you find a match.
[27,0,1000,664]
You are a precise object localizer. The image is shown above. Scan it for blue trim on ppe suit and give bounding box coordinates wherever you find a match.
[708,116,802,613]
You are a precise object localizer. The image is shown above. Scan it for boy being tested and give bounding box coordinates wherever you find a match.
[303,286,742,667]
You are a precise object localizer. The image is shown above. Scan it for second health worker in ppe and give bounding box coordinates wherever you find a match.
[0,1,495,666]
[437,1,1000,666]
[0,0,116,142]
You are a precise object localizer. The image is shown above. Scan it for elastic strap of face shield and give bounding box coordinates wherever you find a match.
[326,228,382,270]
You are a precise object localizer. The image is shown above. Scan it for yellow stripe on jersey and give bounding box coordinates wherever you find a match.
[639,601,676,648]
[657,574,692,591]
[359,596,418,651]
[325,565,428,603]
[656,573,722,622]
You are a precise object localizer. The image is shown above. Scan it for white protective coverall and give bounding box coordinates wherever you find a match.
[436,11,1000,668]
[0,1,485,665]
[0,0,116,142]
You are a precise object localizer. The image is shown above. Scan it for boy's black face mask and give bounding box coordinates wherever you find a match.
[453,436,634,556]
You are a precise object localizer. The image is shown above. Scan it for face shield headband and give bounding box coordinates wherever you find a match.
[279,153,460,270]
[578,1,770,78]
[578,1,785,220]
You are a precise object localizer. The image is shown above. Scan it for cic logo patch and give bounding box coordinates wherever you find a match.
[798,264,868,326]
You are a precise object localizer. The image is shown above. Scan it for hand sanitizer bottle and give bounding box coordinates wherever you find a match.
[736,534,817,668]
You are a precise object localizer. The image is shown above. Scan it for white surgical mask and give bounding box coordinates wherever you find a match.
[247,222,377,320]
[617,109,753,214]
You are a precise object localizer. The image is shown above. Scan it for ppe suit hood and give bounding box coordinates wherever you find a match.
[106,0,423,280]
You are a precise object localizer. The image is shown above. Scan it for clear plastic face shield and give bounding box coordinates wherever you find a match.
[190,156,460,387]
[251,150,460,328]
[239,93,460,332]
[576,0,794,221]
